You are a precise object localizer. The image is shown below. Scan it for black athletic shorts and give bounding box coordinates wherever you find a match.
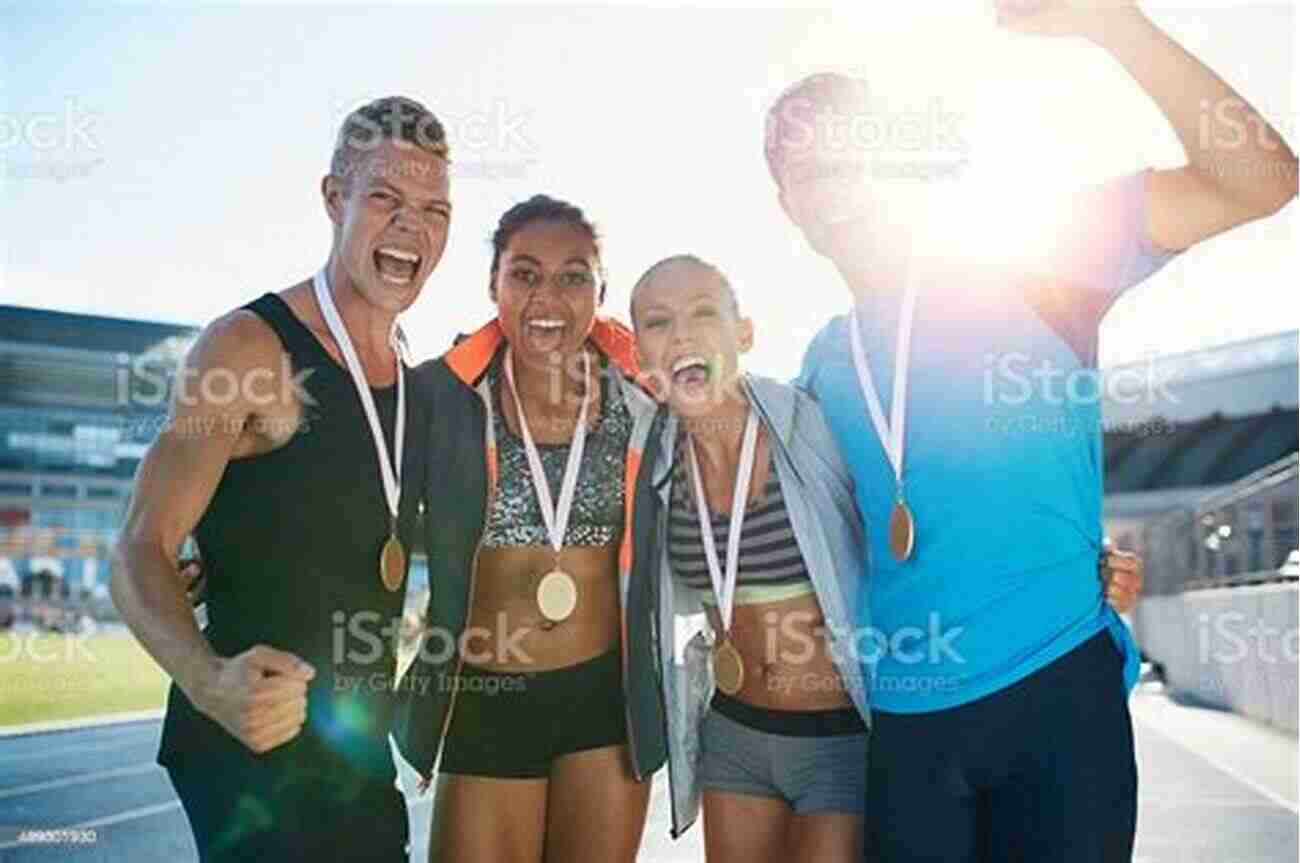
[865,631,1138,862]
[166,757,407,862]
[439,648,628,779]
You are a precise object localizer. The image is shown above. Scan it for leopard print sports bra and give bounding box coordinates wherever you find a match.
[480,357,631,548]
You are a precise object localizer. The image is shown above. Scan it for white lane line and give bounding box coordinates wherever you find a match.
[73,801,181,831]
[1133,713,1300,815]
[0,711,164,739]
[0,763,161,800]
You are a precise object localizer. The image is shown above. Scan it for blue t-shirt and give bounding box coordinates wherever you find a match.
[798,171,1177,714]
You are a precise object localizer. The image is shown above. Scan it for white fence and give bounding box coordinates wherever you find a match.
[1131,455,1299,734]
[1136,584,1298,733]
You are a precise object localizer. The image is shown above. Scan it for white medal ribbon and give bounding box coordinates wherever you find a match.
[687,410,760,636]
[848,280,918,497]
[312,270,406,525]
[504,347,591,557]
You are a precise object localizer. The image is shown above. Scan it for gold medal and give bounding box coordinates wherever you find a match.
[380,532,406,592]
[713,637,745,696]
[537,569,578,622]
[504,348,592,626]
[313,270,410,596]
[888,499,915,563]
[687,412,761,697]
[849,286,921,569]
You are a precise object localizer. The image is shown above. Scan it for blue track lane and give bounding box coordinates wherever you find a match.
[0,688,1294,862]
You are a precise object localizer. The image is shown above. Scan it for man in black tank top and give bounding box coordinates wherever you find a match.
[111,97,452,862]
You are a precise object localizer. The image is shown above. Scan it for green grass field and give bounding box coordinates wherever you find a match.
[0,630,170,727]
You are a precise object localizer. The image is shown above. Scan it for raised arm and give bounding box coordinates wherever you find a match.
[999,1,1298,252]
[111,310,315,754]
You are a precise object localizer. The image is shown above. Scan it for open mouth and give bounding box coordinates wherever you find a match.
[522,317,567,352]
[373,246,422,285]
[671,354,712,390]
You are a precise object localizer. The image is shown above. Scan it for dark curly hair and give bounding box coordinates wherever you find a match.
[490,194,606,302]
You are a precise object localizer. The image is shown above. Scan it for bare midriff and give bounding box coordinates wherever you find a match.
[706,591,853,711]
[466,544,621,672]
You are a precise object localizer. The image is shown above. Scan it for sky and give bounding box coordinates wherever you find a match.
[2,1,1296,376]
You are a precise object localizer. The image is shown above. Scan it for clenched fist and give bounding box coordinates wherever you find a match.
[190,645,316,755]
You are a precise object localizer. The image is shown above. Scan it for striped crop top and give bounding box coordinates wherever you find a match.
[667,435,814,606]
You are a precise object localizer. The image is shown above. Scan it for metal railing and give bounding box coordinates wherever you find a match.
[1141,454,1299,596]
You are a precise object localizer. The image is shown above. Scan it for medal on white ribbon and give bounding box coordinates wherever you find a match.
[313,270,408,591]
[688,410,760,697]
[849,280,919,563]
[504,347,592,624]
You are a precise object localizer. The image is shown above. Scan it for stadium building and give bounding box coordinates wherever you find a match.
[0,305,197,612]
[1100,330,1298,734]
[1102,330,1298,575]
[0,303,431,638]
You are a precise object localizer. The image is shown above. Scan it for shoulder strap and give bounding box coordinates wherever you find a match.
[241,292,332,366]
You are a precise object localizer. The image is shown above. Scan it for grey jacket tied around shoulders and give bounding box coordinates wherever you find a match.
[648,374,872,838]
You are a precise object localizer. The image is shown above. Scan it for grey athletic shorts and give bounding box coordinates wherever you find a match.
[699,692,869,815]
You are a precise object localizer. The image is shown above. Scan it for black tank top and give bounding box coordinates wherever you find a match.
[158,293,423,781]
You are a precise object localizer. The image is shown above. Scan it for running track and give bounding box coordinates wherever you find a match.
[0,685,1294,862]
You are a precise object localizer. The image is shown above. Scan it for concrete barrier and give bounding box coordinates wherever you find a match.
[1135,583,1298,734]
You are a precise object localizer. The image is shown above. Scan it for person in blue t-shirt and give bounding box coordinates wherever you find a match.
[769,4,1297,861]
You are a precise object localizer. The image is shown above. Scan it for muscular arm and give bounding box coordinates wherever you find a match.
[1001,2,1298,251]
[1094,9,1296,251]
[111,310,313,752]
